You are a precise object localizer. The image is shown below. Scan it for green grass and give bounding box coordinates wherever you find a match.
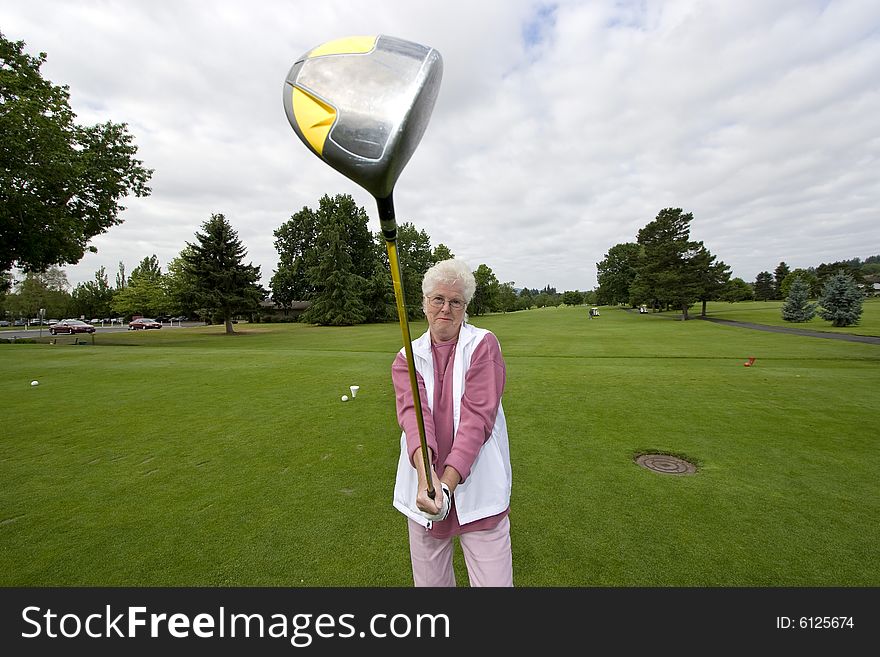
[699,297,880,337]
[2,306,878,586]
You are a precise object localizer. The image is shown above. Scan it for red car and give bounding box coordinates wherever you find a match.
[128,317,162,330]
[49,319,96,335]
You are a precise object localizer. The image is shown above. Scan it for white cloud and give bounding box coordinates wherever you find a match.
[3,0,878,292]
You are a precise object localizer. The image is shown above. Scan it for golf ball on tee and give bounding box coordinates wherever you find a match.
[31,380,39,386]
[341,395,349,402]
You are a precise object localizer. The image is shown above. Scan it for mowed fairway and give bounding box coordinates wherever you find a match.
[2,305,878,586]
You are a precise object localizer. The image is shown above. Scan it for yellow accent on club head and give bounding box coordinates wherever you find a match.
[308,36,377,58]
[292,87,337,156]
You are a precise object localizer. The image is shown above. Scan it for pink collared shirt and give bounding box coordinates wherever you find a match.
[393,331,508,538]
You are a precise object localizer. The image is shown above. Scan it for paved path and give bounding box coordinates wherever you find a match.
[622,307,879,344]
[697,316,880,345]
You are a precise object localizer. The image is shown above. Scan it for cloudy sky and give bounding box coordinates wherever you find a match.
[3,0,878,292]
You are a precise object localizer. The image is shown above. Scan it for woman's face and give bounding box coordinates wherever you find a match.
[424,282,467,343]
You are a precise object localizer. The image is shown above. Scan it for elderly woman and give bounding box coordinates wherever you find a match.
[391,258,513,587]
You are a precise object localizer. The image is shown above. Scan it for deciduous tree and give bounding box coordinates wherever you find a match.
[164,247,199,319]
[496,282,519,312]
[470,264,500,316]
[432,243,454,263]
[71,266,114,320]
[596,242,641,306]
[388,222,435,320]
[5,267,71,321]
[0,33,152,274]
[111,255,168,319]
[719,277,754,302]
[780,269,819,298]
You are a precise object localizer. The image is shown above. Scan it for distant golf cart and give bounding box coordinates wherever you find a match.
[588,307,600,318]
[638,304,648,314]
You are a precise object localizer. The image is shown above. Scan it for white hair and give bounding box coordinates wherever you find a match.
[421,258,476,303]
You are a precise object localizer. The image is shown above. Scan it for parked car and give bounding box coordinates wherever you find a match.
[49,319,97,335]
[0,320,9,327]
[128,317,162,330]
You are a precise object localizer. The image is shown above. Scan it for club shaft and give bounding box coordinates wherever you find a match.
[379,198,434,500]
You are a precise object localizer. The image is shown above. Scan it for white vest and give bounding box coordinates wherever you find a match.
[392,322,512,528]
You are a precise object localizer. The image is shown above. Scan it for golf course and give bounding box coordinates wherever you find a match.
[2,301,878,586]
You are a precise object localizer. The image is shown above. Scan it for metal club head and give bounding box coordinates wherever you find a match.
[283,35,443,201]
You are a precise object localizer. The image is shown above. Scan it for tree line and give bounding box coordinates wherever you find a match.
[597,207,877,320]
[752,257,879,301]
[1,214,264,334]
[2,194,593,330]
[269,194,592,325]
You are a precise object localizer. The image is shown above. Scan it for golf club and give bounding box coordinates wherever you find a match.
[283,35,442,498]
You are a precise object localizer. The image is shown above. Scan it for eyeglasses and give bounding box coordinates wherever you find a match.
[426,295,465,310]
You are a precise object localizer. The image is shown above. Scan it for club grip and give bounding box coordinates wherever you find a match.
[377,195,397,241]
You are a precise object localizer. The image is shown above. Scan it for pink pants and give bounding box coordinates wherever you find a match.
[407,516,513,587]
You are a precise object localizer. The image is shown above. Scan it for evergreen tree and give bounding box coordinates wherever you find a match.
[773,262,790,299]
[634,208,722,319]
[361,266,395,324]
[184,214,264,334]
[781,277,816,322]
[273,194,382,322]
[596,242,641,305]
[816,261,863,288]
[818,271,863,327]
[694,245,731,316]
[753,272,775,301]
[302,220,367,326]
